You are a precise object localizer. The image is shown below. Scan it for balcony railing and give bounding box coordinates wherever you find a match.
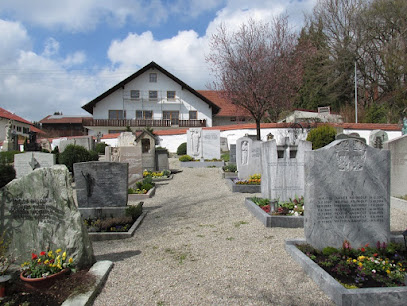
[83,118,206,128]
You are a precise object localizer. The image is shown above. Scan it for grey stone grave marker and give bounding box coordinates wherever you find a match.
[220,137,228,152]
[261,138,311,202]
[369,130,388,149]
[0,165,95,268]
[202,130,220,160]
[59,136,95,152]
[187,128,202,159]
[14,152,56,178]
[236,136,262,179]
[74,162,128,208]
[383,134,407,197]
[229,144,236,164]
[304,139,390,250]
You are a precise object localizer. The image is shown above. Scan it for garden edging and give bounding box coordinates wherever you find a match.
[128,187,156,200]
[285,238,407,306]
[226,179,261,193]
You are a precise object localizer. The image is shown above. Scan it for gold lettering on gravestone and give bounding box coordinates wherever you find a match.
[316,195,385,224]
[10,198,64,223]
[335,140,366,171]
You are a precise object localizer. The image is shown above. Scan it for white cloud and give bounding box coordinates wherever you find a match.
[42,37,60,57]
[0,19,31,64]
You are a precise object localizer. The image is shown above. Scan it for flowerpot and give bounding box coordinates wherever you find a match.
[0,275,11,298]
[20,268,69,290]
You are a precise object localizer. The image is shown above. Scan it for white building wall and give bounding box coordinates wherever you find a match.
[92,68,213,126]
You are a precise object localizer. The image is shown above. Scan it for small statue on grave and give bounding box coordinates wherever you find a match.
[241,140,249,165]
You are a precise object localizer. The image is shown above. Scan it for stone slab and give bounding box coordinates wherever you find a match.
[62,260,114,306]
[369,130,388,149]
[155,149,169,171]
[383,134,407,197]
[0,165,95,269]
[220,168,238,179]
[305,139,390,250]
[229,144,236,164]
[74,162,128,208]
[78,207,127,219]
[220,137,228,152]
[14,152,56,178]
[202,130,221,160]
[236,137,262,180]
[226,179,261,193]
[245,198,304,228]
[118,146,143,185]
[59,136,95,152]
[286,239,407,306]
[391,196,407,212]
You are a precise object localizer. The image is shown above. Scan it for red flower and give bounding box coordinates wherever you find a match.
[373,253,378,257]
[40,251,46,256]
[361,247,365,252]
[31,253,38,260]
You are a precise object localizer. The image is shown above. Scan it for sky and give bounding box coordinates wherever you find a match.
[0,0,317,122]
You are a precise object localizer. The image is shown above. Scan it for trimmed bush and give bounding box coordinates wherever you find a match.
[58,144,94,173]
[0,151,21,164]
[306,125,337,150]
[0,163,16,188]
[95,142,108,154]
[177,142,187,155]
[221,152,230,162]
[179,155,193,162]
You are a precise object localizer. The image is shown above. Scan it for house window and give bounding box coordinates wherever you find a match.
[109,110,126,119]
[167,91,176,100]
[23,127,30,134]
[189,111,197,120]
[149,73,157,83]
[142,139,150,153]
[149,91,158,100]
[136,110,153,119]
[16,126,22,132]
[130,90,140,99]
[163,111,179,125]
[230,117,236,122]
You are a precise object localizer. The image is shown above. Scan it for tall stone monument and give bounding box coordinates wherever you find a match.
[187,128,221,160]
[261,138,311,201]
[383,134,407,197]
[0,165,95,268]
[304,139,390,250]
[236,136,262,179]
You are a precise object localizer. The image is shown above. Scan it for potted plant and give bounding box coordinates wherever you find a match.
[20,248,74,289]
[0,232,16,298]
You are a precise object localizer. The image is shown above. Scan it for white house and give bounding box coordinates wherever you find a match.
[82,61,220,135]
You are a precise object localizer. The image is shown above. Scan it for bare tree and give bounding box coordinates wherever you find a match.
[206,16,304,140]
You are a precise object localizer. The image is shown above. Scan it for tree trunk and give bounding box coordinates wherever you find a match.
[256,119,261,140]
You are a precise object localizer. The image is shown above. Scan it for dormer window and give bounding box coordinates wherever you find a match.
[130,90,140,99]
[149,73,157,83]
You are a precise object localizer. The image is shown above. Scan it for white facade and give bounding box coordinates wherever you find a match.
[0,117,31,143]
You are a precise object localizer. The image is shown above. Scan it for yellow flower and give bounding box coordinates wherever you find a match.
[37,259,41,263]
[357,256,365,261]
[44,259,49,264]
[56,249,61,254]
[386,269,391,274]
[62,251,67,259]
[69,257,73,264]
[358,262,363,267]
[48,250,53,257]
[353,259,357,263]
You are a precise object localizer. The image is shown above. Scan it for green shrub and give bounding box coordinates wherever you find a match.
[95,142,108,154]
[0,151,21,164]
[177,142,187,155]
[134,176,155,192]
[179,155,193,162]
[223,164,237,172]
[363,103,388,124]
[125,202,143,221]
[89,150,99,161]
[221,152,230,162]
[0,163,16,188]
[322,246,339,256]
[306,125,337,150]
[58,145,93,173]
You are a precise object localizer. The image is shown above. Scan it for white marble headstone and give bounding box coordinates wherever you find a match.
[236,137,262,179]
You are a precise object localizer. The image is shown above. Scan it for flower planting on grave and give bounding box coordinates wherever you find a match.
[143,169,171,178]
[233,174,261,185]
[83,203,143,233]
[222,164,237,173]
[128,176,155,194]
[250,196,304,215]
[20,249,75,279]
[297,240,407,288]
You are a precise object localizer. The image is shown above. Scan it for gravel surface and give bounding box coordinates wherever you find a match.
[92,158,407,306]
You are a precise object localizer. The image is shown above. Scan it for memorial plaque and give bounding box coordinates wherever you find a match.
[0,165,95,268]
[305,139,390,250]
[74,162,128,208]
[236,137,262,179]
[383,134,407,197]
[202,130,221,160]
[14,152,56,178]
[261,139,311,201]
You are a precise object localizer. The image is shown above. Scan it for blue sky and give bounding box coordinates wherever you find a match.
[0,0,316,122]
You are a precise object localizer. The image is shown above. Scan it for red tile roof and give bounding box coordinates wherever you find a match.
[197,91,251,118]
[39,115,92,124]
[0,107,32,125]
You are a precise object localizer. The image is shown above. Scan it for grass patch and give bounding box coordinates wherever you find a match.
[226,237,235,241]
[234,221,249,228]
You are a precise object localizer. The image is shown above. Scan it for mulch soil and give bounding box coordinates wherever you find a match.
[1,269,95,306]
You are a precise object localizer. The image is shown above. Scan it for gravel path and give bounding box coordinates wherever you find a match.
[92,158,407,306]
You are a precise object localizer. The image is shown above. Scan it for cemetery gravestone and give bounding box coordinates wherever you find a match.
[0,165,95,268]
[187,128,203,159]
[59,136,95,152]
[383,134,407,197]
[229,144,236,164]
[14,152,56,178]
[336,133,366,143]
[304,139,390,250]
[202,130,221,160]
[117,132,136,147]
[261,139,311,202]
[369,130,388,149]
[236,136,262,179]
[155,148,169,171]
[105,146,143,185]
[220,137,228,152]
[74,162,128,208]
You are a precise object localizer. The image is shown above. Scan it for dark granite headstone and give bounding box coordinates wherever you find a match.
[229,144,236,164]
[74,162,128,208]
[304,139,390,250]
